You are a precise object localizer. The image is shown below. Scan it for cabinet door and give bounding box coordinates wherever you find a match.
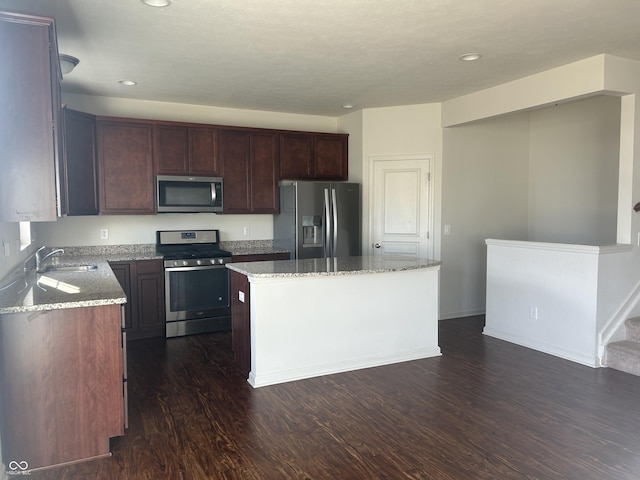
[155,124,189,175]
[135,260,165,332]
[219,130,251,213]
[189,127,219,175]
[0,12,59,222]
[97,119,155,214]
[314,134,348,180]
[279,133,314,179]
[109,262,133,330]
[0,306,124,470]
[63,108,99,215]
[251,132,279,213]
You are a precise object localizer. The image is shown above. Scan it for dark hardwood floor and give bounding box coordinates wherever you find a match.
[29,316,640,479]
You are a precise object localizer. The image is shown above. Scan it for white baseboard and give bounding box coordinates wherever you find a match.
[483,326,599,368]
[248,346,442,388]
[439,309,485,320]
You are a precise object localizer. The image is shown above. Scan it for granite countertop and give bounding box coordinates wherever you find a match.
[0,244,168,314]
[0,240,293,314]
[226,255,441,278]
[220,240,289,256]
[0,258,126,314]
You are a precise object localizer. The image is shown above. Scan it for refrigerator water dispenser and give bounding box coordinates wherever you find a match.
[302,215,322,247]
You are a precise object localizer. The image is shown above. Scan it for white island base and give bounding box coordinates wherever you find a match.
[230,258,441,388]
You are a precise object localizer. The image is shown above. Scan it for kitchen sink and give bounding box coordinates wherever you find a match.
[43,264,98,273]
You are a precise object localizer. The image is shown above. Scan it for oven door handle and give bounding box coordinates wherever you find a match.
[165,265,227,272]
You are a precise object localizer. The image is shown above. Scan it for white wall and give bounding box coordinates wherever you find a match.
[33,213,273,247]
[441,112,531,319]
[528,95,620,244]
[338,109,364,184]
[0,222,37,279]
[443,54,640,354]
[485,240,604,367]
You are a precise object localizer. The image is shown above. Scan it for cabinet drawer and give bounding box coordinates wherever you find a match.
[136,259,163,274]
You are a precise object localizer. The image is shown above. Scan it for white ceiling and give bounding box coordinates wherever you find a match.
[2,0,639,117]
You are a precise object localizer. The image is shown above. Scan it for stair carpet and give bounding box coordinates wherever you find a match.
[606,317,640,376]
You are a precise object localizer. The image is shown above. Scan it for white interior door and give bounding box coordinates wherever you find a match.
[371,156,432,258]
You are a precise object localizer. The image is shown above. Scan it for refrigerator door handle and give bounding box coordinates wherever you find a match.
[331,188,338,257]
[324,188,331,258]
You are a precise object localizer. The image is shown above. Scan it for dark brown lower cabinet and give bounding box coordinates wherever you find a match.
[109,259,165,339]
[230,269,251,376]
[0,304,125,471]
[229,252,289,375]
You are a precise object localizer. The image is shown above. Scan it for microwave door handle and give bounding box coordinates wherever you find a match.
[211,183,217,204]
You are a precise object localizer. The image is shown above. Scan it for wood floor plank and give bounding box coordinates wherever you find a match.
[27,316,640,479]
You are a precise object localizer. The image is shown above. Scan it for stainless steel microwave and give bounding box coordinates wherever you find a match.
[157,175,223,213]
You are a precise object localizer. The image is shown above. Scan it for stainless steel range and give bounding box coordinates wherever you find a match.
[157,230,232,338]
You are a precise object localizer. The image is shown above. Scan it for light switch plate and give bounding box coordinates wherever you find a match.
[239,291,245,303]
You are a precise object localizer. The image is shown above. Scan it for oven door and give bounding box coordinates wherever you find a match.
[165,265,230,323]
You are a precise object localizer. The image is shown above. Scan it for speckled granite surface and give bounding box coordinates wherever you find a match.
[0,259,126,314]
[227,255,441,278]
[0,241,294,314]
[220,240,289,256]
[61,244,163,261]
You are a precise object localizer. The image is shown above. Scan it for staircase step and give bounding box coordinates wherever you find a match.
[625,317,640,343]
[606,340,640,376]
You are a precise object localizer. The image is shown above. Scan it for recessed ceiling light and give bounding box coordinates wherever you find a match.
[341,104,355,109]
[141,0,171,6]
[118,80,138,86]
[460,53,482,62]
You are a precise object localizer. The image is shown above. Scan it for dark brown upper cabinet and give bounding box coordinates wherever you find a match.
[279,132,348,181]
[0,10,62,222]
[62,108,99,216]
[219,129,279,214]
[155,124,219,176]
[97,118,156,215]
[314,134,348,180]
[279,133,314,179]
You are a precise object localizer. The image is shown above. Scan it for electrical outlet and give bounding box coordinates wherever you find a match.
[100,228,109,240]
[529,306,538,320]
[243,226,250,236]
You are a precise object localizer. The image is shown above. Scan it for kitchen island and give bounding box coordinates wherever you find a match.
[227,256,441,388]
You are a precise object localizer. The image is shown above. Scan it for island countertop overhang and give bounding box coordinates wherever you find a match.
[226,255,441,279]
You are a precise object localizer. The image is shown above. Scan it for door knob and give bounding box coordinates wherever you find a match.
[374,243,381,248]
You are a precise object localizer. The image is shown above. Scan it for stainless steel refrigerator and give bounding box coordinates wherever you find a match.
[274,182,361,259]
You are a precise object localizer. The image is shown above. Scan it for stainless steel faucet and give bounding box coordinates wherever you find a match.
[36,246,65,273]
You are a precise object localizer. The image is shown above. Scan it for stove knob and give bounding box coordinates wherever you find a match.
[173,261,179,267]
[182,260,188,266]
[210,259,216,265]
[196,259,203,266]
[218,258,225,265]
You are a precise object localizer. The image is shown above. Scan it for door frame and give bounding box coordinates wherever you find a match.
[368,154,435,258]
